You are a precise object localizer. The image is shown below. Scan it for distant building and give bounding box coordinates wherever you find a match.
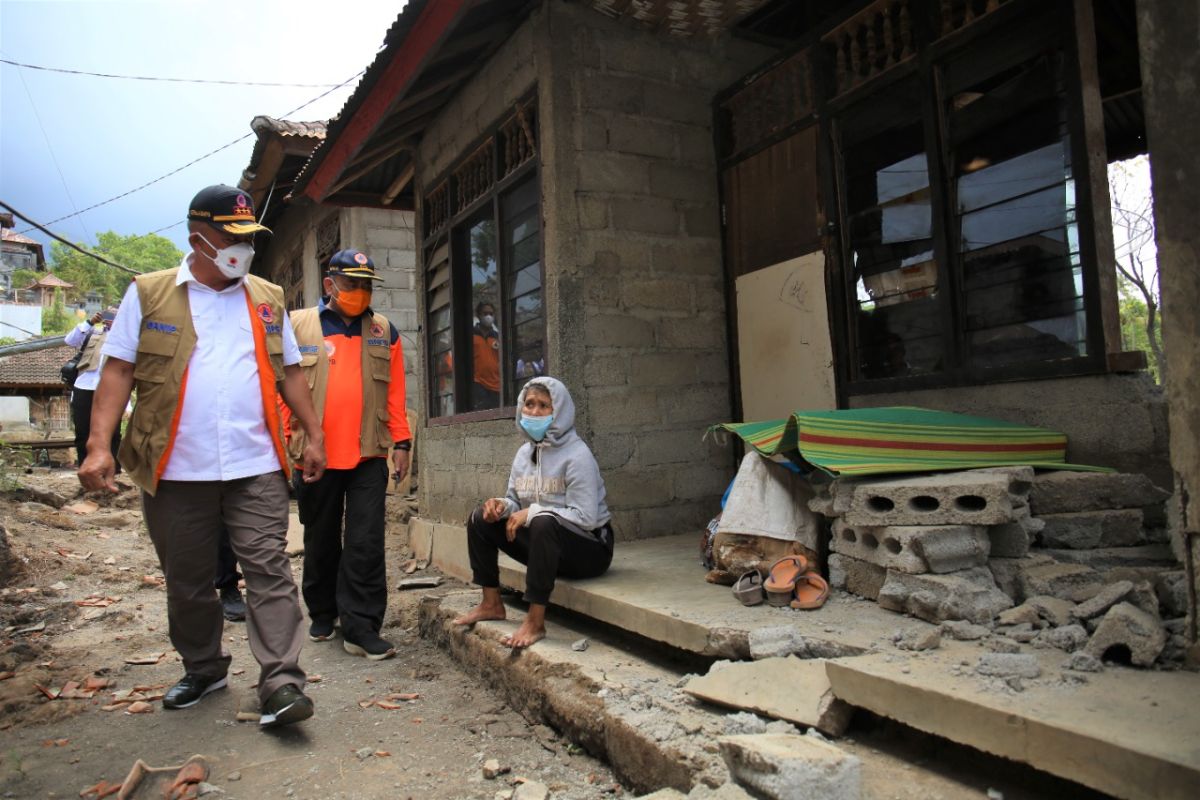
[1,211,47,300]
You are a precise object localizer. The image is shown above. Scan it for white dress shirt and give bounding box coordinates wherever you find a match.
[64,320,106,391]
[103,255,301,482]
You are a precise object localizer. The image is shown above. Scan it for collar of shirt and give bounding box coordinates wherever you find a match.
[176,254,246,294]
[318,296,375,337]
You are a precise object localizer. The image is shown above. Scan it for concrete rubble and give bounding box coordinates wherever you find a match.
[718,734,861,800]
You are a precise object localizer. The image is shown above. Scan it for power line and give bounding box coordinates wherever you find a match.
[0,200,140,275]
[18,70,365,235]
[0,57,342,88]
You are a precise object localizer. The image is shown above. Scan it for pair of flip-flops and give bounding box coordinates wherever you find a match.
[732,556,830,609]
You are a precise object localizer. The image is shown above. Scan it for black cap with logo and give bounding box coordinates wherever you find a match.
[327,249,385,281]
[188,185,271,235]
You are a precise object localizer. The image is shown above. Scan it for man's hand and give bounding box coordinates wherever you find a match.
[78,450,118,493]
[505,508,530,542]
[300,433,326,483]
[391,449,410,483]
[482,497,507,523]
[88,311,103,326]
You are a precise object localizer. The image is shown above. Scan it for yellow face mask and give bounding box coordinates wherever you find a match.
[333,285,371,317]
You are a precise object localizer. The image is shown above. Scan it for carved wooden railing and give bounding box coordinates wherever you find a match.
[424,180,450,236]
[823,0,917,97]
[498,102,538,180]
[938,0,1013,38]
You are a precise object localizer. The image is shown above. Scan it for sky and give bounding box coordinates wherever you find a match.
[1,0,404,258]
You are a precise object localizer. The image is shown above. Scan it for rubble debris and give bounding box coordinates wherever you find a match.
[1036,624,1089,652]
[1029,471,1168,515]
[1084,603,1167,667]
[1071,581,1134,620]
[572,638,590,652]
[1024,596,1076,627]
[987,509,1043,558]
[1038,509,1145,549]
[1154,571,1189,619]
[939,620,990,641]
[877,567,1013,624]
[892,628,941,651]
[483,759,510,779]
[1065,652,1104,672]
[830,522,989,574]
[1014,562,1101,603]
[512,779,550,800]
[827,554,886,601]
[719,734,861,800]
[975,653,1041,679]
[996,604,1041,628]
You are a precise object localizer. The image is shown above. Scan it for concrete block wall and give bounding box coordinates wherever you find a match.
[850,372,1172,489]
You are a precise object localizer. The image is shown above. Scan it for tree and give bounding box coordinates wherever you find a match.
[48,231,183,307]
[1109,157,1162,384]
[41,295,74,336]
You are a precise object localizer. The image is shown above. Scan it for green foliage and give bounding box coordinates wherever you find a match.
[48,231,183,307]
[40,297,75,336]
[1118,278,1162,382]
[0,440,32,491]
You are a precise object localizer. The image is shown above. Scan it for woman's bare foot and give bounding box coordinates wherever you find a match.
[453,588,506,626]
[500,618,546,649]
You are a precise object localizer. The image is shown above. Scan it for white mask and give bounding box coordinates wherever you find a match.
[197,232,254,279]
[481,314,495,328]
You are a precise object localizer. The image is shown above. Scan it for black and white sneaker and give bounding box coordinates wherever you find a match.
[308,619,336,642]
[259,684,314,729]
[162,673,228,710]
[343,633,396,661]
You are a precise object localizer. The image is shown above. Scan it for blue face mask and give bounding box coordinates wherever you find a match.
[520,414,554,442]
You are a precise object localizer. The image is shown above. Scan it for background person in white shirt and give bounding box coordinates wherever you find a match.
[64,307,119,468]
[78,184,326,729]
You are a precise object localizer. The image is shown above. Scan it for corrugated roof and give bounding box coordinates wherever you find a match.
[27,273,72,289]
[0,344,75,387]
[250,116,327,141]
[1,228,41,247]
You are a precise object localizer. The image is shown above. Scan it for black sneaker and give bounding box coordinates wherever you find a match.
[308,619,336,642]
[343,633,396,661]
[162,673,227,710]
[259,684,314,729]
[220,587,247,622]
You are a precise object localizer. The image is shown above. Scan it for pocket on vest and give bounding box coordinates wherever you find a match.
[375,408,391,449]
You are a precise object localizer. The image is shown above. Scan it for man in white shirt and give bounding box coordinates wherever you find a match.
[78,184,326,729]
[64,307,118,468]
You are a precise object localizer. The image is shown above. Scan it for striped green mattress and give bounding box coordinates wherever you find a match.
[709,406,1108,477]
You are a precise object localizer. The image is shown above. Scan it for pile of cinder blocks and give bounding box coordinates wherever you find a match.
[814,467,1187,668]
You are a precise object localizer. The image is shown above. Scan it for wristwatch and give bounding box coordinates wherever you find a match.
[395,441,412,452]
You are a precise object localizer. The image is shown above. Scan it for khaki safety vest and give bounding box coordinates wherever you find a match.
[288,306,393,464]
[117,268,290,494]
[76,328,107,374]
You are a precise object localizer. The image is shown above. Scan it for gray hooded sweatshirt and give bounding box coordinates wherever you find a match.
[497,377,612,542]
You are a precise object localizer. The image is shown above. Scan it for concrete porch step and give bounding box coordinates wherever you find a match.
[411,522,1200,799]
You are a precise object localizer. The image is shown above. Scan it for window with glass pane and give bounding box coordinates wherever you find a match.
[426,240,454,417]
[465,215,500,411]
[502,178,544,399]
[947,46,1084,369]
[841,80,944,381]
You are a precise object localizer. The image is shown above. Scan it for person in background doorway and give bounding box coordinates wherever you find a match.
[453,377,614,648]
[471,301,500,409]
[285,249,411,661]
[65,307,120,468]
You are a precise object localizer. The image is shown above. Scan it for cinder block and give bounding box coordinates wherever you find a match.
[1154,571,1189,619]
[1072,580,1134,620]
[829,522,989,574]
[877,567,1013,624]
[828,554,886,601]
[836,469,1032,527]
[1016,562,1102,603]
[584,314,655,348]
[1037,509,1145,549]
[1084,602,1167,667]
[988,507,1043,558]
[1030,471,1169,514]
[719,734,861,800]
[607,117,678,160]
[1037,545,1176,570]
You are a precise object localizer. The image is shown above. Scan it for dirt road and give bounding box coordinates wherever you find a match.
[0,470,618,799]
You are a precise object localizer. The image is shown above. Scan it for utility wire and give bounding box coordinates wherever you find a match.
[0,57,341,87]
[18,70,365,235]
[0,200,140,275]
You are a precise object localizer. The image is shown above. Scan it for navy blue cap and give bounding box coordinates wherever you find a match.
[327,249,383,281]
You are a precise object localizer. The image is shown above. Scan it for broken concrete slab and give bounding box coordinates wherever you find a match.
[997,604,1042,627]
[1155,571,1189,619]
[719,734,861,800]
[1030,471,1169,515]
[830,522,990,574]
[1015,562,1103,603]
[828,554,886,601]
[684,657,852,737]
[877,567,1013,624]
[1037,509,1146,549]
[746,626,866,661]
[1085,602,1167,667]
[987,507,1043,558]
[988,554,1056,601]
[1039,544,1177,570]
[1037,624,1089,652]
[1024,595,1076,627]
[976,653,1041,679]
[836,469,1031,527]
[940,620,991,641]
[1072,581,1134,620]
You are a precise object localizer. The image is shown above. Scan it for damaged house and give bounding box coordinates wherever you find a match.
[274,1,1198,797]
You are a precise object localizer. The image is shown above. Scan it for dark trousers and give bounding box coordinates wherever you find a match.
[467,508,613,606]
[215,527,240,591]
[71,388,120,467]
[296,457,388,642]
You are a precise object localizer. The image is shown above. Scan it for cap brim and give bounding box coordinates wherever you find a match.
[329,268,385,281]
[219,221,271,235]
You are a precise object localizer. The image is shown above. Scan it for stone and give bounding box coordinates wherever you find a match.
[976,653,1041,679]
[1015,562,1102,603]
[513,780,549,800]
[1154,571,1189,618]
[1024,595,1077,627]
[1084,602,1167,667]
[746,627,859,660]
[893,628,941,651]
[572,638,590,652]
[1065,652,1103,673]
[483,759,509,779]
[830,522,989,574]
[684,657,853,736]
[1037,509,1146,549]
[1005,623,1039,643]
[719,734,861,800]
[635,791,687,800]
[940,620,991,641]
[1037,624,1089,652]
[877,567,1013,624]
[1072,581,1133,620]
[997,604,1041,627]
[0,524,17,587]
[836,468,1032,527]
[988,554,1056,601]
[1029,471,1168,515]
[1040,545,1176,570]
[827,554,886,601]
[988,637,1022,654]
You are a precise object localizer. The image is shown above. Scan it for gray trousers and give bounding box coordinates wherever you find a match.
[143,471,305,704]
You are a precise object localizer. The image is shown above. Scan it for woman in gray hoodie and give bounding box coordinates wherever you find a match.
[453,377,614,647]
